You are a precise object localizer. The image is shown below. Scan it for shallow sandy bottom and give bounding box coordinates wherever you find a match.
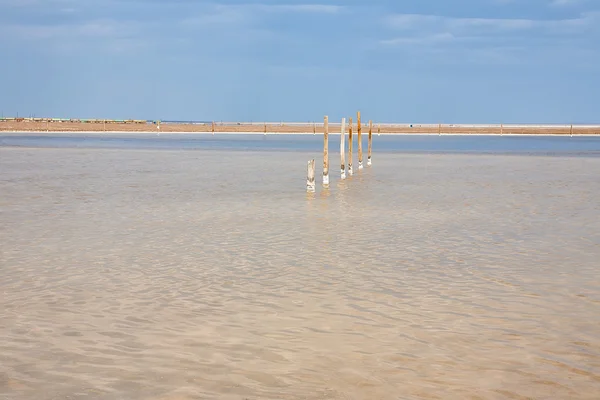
[1,148,599,399]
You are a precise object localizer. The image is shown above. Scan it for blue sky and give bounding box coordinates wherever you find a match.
[0,0,598,123]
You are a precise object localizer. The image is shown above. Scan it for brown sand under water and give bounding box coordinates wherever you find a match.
[1,148,599,399]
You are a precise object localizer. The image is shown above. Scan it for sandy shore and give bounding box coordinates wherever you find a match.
[1,120,599,135]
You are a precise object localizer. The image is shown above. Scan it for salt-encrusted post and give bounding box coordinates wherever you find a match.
[103,119,106,132]
[264,122,267,135]
[570,124,574,137]
[438,123,441,136]
[307,159,316,193]
[212,121,215,135]
[313,123,316,135]
[340,117,346,180]
[348,117,354,176]
[368,120,373,166]
[501,123,504,136]
[46,119,49,133]
[323,115,330,187]
[357,111,363,169]
[378,123,381,136]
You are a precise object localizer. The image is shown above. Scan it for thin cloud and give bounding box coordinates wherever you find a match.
[550,0,582,6]
[385,13,592,33]
[2,19,138,40]
[254,4,343,13]
[0,0,74,6]
[181,3,344,29]
[379,9,599,68]
[382,11,598,47]
[0,17,152,56]
[381,33,455,46]
[207,3,344,16]
[181,7,248,27]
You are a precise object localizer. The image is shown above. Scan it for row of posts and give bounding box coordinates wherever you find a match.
[307,112,375,192]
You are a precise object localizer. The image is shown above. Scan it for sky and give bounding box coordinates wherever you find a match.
[0,0,598,123]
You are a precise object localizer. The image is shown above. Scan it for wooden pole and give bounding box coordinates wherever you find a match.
[438,123,441,136]
[212,121,215,135]
[348,117,353,176]
[103,119,106,132]
[357,111,363,169]
[307,159,316,193]
[323,115,329,187]
[368,120,373,166]
[570,124,573,137]
[340,118,346,180]
[313,123,316,135]
[501,123,504,136]
[46,119,49,133]
[377,123,381,136]
[264,122,267,135]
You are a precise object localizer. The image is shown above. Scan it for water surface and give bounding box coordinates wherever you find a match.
[2,132,600,155]
[1,147,599,399]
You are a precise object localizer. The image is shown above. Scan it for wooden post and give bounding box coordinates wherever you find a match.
[368,120,373,166]
[307,159,316,193]
[438,123,441,136]
[570,124,573,137]
[348,117,353,176]
[377,123,381,136]
[264,122,267,135]
[357,111,363,169]
[340,118,346,180]
[103,119,106,132]
[212,121,215,135]
[46,119,49,133]
[313,123,316,135]
[501,123,504,136]
[323,115,329,187]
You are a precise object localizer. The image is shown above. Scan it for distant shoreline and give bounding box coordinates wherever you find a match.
[2,131,600,137]
[1,120,599,135]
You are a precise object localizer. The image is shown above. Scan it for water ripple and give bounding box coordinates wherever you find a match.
[1,149,599,399]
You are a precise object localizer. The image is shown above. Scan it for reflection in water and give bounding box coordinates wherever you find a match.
[1,148,599,400]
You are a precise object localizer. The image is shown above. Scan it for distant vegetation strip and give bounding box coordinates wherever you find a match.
[1,117,599,134]
[0,117,151,124]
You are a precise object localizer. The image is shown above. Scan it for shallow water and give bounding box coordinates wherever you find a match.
[1,147,599,399]
[2,132,600,155]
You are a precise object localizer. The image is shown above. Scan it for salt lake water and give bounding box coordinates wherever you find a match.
[2,132,600,155]
[1,133,599,399]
